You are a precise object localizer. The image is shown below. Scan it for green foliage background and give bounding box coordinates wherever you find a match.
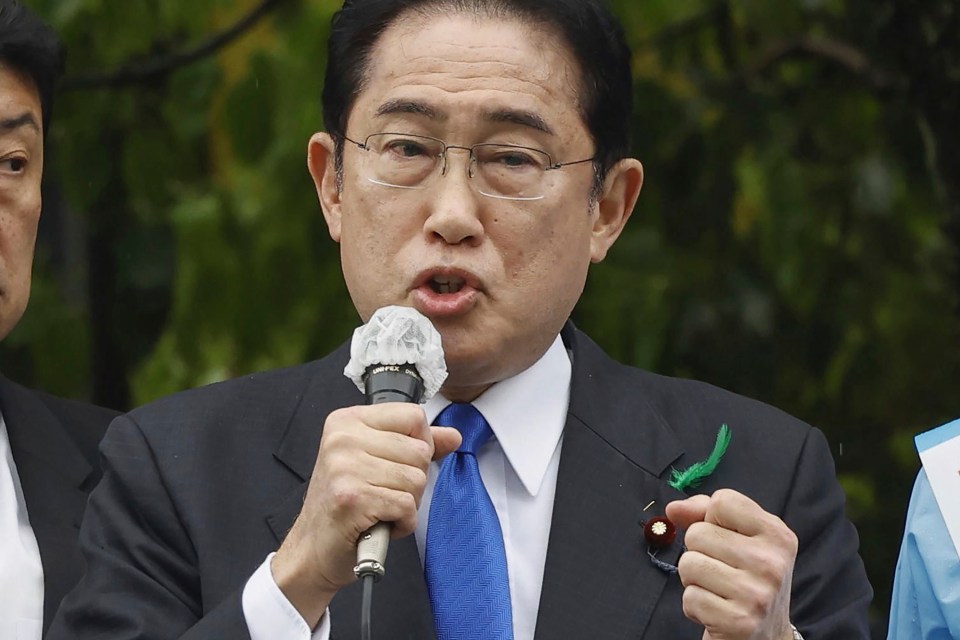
[5,0,959,632]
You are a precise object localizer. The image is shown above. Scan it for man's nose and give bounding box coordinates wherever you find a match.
[423,148,484,246]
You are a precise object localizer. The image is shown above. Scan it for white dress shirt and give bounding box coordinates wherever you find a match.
[0,409,45,640]
[243,334,572,640]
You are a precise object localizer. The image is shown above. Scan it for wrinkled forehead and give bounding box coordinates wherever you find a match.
[0,61,42,127]
[356,8,585,119]
[389,6,578,70]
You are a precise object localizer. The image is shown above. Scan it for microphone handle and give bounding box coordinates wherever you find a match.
[355,522,391,580]
[354,365,425,581]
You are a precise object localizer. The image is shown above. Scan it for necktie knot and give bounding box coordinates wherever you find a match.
[435,403,492,455]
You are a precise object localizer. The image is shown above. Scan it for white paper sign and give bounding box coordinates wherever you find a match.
[916,418,960,557]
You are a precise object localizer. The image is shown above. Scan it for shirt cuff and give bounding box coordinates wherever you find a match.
[242,552,332,640]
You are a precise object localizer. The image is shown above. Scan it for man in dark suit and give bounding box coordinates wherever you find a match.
[0,378,116,634]
[0,1,118,636]
[50,1,872,639]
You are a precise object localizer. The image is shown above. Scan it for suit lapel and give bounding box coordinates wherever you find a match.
[534,327,688,640]
[0,377,97,630]
[263,343,436,640]
[0,377,93,494]
[265,342,361,544]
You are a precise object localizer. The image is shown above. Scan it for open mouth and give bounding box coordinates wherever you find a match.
[429,274,465,294]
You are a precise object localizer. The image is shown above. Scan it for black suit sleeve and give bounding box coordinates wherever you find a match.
[46,414,253,640]
[784,427,872,639]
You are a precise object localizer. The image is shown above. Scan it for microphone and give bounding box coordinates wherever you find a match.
[344,305,447,581]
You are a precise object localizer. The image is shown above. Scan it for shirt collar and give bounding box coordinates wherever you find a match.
[425,335,570,497]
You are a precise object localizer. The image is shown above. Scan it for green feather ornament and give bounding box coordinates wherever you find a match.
[668,424,731,493]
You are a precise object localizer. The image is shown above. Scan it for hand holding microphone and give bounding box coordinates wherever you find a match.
[270,307,459,630]
[342,305,450,580]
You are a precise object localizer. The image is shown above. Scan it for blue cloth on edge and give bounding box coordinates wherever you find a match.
[888,469,960,639]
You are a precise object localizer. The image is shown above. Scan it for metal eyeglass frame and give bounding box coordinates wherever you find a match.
[340,132,595,202]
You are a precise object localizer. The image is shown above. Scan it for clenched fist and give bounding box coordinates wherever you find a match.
[667,489,799,640]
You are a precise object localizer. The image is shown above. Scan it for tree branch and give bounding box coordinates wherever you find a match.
[745,35,899,92]
[62,0,289,91]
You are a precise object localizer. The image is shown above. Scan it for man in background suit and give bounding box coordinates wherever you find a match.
[0,1,118,636]
[51,1,872,639]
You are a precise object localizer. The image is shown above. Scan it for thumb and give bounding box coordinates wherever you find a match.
[430,426,461,460]
[666,494,711,530]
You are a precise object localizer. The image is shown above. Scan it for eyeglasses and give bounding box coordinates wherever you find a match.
[340,132,594,201]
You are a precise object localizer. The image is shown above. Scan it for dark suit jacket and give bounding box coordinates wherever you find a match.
[0,376,117,634]
[49,325,872,639]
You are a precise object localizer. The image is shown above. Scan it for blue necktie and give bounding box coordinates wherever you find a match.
[425,403,514,640]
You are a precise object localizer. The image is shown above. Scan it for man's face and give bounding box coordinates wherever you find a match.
[310,12,641,400]
[0,62,43,340]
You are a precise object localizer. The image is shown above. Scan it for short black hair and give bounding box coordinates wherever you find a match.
[323,0,633,193]
[0,0,65,133]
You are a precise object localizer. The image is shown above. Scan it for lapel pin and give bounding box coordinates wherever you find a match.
[643,515,682,574]
[643,424,732,575]
[644,516,677,548]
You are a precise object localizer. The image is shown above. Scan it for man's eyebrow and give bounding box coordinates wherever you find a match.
[0,112,40,133]
[375,99,446,121]
[484,109,554,136]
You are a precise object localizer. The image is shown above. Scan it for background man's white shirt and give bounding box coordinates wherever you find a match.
[243,334,571,640]
[0,410,45,640]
